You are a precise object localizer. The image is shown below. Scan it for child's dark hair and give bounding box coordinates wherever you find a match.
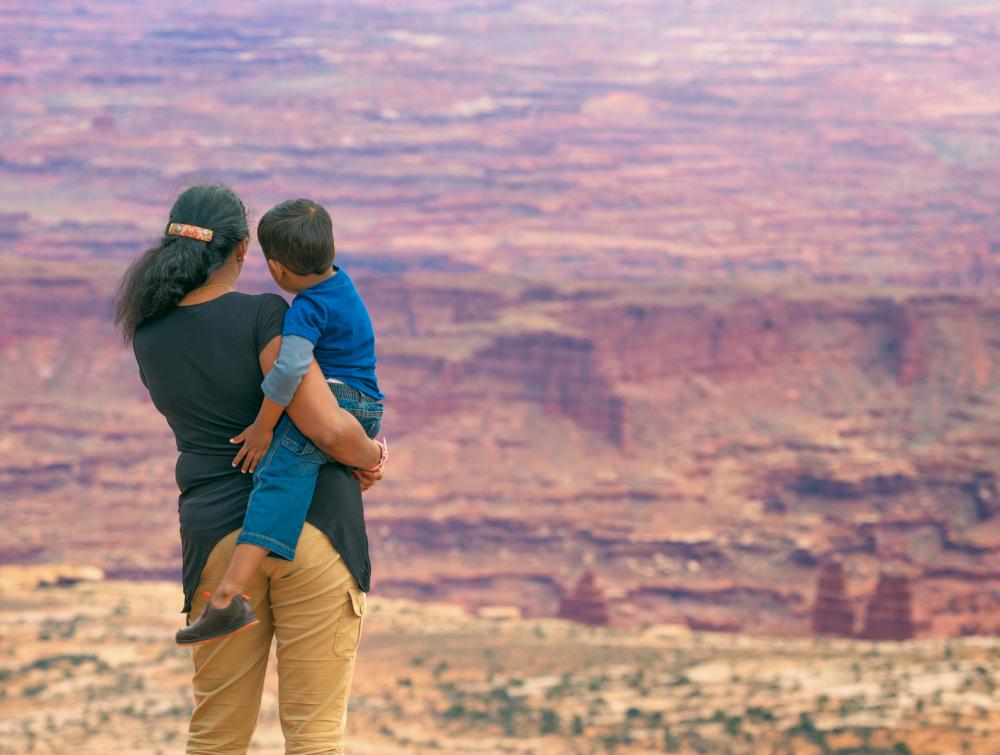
[113,184,248,343]
[257,198,334,276]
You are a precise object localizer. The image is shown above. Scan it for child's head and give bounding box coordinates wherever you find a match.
[257,198,335,290]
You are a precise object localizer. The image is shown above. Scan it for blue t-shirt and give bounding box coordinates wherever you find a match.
[281,268,383,400]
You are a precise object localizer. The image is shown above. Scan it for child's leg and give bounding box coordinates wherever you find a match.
[219,416,327,604]
[327,381,383,440]
[209,543,270,608]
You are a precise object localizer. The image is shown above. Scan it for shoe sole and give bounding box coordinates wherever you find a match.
[176,617,261,646]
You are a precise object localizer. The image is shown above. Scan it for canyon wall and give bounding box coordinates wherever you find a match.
[2,267,999,637]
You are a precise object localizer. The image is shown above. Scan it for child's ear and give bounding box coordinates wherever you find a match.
[266,258,284,279]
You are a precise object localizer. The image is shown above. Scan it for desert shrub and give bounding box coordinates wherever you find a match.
[489,685,510,700]
[746,706,775,722]
[663,726,680,752]
[787,712,826,748]
[588,675,608,691]
[539,708,559,734]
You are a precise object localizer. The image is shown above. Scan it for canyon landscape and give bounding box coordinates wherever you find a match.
[4,263,999,639]
[2,0,1000,751]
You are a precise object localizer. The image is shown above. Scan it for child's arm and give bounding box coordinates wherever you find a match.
[231,335,315,473]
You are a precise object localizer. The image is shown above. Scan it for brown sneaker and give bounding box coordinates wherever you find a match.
[175,594,258,646]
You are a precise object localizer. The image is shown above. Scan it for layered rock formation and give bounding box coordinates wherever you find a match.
[5,0,1000,290]
[860,575,915,641]
[2,266,1000,636]
[557,571,611,626]
[811,561,855,637]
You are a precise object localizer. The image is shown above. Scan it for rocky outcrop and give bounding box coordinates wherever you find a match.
[462,332,625,446]
[812,561,854,637]
[860,574,915,641]
[557,571,611,626]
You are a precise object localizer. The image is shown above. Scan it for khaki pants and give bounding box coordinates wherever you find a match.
[186,524,367,755]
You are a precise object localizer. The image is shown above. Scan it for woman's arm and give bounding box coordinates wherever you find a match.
[259,335,383,470]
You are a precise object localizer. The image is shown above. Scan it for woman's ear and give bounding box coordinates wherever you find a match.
[235,238,248,263]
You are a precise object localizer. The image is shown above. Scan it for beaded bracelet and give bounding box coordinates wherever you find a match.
[362,438,389,473]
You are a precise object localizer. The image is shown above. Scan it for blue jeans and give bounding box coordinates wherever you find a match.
[237,382,382,560]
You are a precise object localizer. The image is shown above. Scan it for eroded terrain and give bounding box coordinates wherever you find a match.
[2,569,999,754]
[2,266,999,637]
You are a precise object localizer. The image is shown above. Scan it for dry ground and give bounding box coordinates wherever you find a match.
[1,570,998,754]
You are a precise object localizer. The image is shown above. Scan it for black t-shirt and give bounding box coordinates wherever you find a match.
[132,292,371,612]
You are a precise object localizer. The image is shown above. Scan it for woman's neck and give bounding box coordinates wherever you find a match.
[178,271,239,307]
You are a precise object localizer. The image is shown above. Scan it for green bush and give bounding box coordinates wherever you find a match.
[539,708,559,734]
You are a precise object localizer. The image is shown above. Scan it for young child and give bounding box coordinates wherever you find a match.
[175,198,386,645]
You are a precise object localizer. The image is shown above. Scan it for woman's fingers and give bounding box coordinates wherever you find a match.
[230,431,246,444]
[353,467,383,491]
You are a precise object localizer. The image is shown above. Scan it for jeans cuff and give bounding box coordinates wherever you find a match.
[236,531,296,561]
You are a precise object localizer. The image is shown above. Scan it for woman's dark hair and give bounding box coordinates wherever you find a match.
[113,184,248,342]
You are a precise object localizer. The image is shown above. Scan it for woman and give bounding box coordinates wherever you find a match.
[114,184,384,754]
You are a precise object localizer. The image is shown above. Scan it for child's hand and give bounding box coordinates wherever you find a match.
[230,423,273,474]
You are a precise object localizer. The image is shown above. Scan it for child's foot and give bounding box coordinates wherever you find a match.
[175,594,258,645]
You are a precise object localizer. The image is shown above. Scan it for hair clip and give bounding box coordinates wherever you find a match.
[167,222,214,242]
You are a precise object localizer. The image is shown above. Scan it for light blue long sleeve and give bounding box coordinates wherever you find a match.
[261,334,315,406]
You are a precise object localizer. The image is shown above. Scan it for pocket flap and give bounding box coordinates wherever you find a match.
[348,587,366,617]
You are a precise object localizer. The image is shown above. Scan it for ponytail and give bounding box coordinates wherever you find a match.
[113,184,248,342]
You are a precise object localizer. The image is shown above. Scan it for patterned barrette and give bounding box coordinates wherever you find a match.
[167,222,214,242]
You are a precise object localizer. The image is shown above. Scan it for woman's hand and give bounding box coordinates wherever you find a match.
[353,438,388,491]
[230,422,273,474]
[353,466,384,492]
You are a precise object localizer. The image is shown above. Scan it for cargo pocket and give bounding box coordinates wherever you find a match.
[332,587,366,659]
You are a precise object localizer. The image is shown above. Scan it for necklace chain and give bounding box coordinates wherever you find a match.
[192,282,235,294]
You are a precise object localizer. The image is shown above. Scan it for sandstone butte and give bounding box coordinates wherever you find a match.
[1,261,999,639]
[811,562,918,641]
[859,574,916,642]
[811,561,854,638]
[556,571,611,627]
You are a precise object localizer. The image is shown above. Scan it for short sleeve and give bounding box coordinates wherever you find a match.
[254,294,289,355]
[282,295,327,345]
